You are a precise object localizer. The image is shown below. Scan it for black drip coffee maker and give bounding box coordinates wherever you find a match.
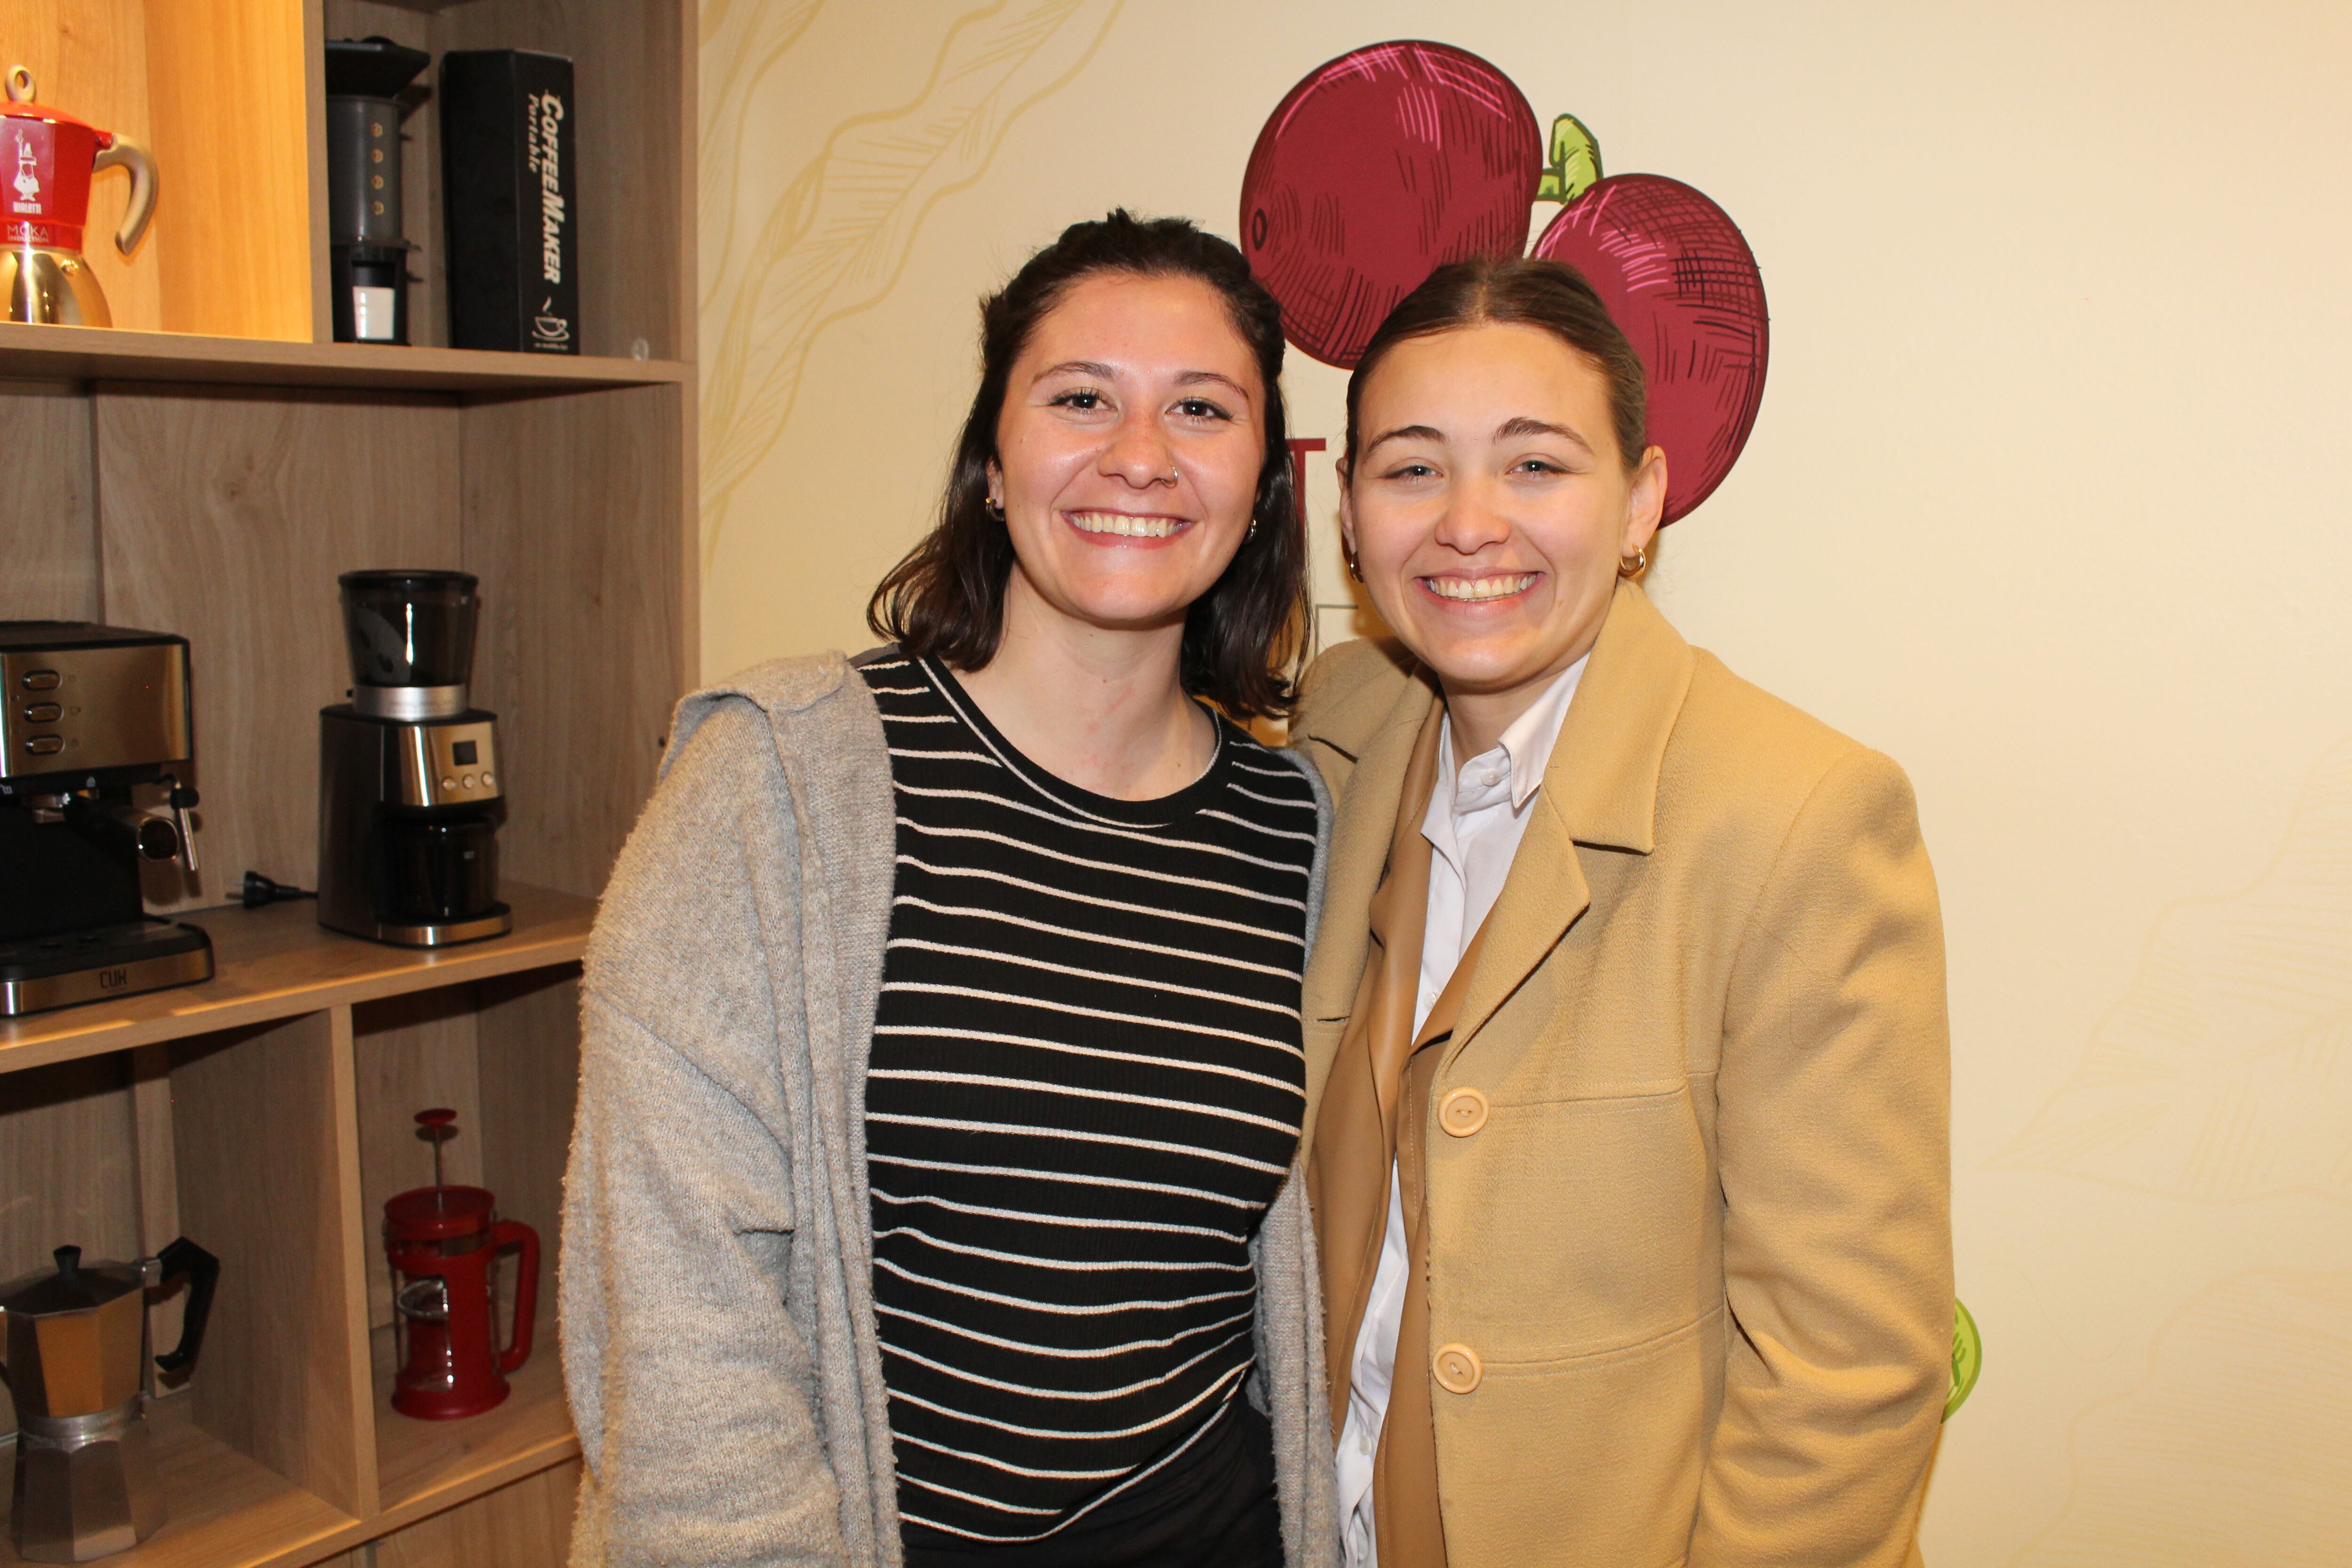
[317,572,510,946]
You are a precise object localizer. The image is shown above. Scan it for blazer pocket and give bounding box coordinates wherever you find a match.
[1430,1089,1713,1358]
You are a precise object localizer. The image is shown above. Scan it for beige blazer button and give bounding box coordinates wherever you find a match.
[1438,1086,1490,1137]
[1432,1343,1483,1394]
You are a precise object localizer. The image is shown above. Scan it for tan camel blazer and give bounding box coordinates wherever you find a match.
[1293,581,1952,1568]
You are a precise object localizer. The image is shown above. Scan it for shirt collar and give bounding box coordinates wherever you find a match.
[1426,651,1590,834]
[1486,653,1588,813]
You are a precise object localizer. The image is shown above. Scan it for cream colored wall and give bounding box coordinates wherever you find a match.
[699,2,2352,1559]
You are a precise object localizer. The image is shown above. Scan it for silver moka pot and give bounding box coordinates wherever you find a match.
[0,1241,216,1562]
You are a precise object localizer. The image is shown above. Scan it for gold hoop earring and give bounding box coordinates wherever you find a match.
[1246,518,1258,542]
[1618,546,1648,579]
[1343,541,1363,583]
[985,498,1005,522]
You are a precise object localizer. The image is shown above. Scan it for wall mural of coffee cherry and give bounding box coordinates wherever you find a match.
[1241,41,1769,525]
[1240,41,1541,372]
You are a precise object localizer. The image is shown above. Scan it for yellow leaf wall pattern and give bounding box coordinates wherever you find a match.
[699,0,1122,573]
[1998,733,2352,1204]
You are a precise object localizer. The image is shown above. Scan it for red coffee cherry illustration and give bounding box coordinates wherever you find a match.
[1532,175,1768,524]
[1245,45,1769,524]
[1240,41,1541,369]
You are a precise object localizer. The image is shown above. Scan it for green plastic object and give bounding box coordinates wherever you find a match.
[1945,1298,1981,1419]
[1534,112,1602,205]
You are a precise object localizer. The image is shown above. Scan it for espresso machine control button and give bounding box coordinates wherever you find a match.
[24,733,63,755]
[480,772,495,789]
[461,774,477,789]
[23,701,61,722]
[20,668,59,690]
[441,776,456,793]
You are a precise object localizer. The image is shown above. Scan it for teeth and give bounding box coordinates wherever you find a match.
[1069,511,1183,538]
[1424,574,1538,602]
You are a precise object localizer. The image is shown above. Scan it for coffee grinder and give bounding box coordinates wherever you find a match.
[317,571,510,946]
[0,623,211,1018]
[324,37,429,344]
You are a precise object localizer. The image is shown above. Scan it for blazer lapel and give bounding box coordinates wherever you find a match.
[1449,581,1698,1061]
[1299,673,1439,1128]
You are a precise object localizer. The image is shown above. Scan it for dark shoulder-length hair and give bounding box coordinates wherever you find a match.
[867,210,1306,721]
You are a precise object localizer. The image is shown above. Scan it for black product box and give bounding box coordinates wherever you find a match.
[440,50,579,354]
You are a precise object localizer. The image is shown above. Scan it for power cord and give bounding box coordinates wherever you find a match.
[240,871,318,909]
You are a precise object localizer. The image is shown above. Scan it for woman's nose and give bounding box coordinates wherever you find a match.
[1101,414,1178,488]
[1432,483,1510,553]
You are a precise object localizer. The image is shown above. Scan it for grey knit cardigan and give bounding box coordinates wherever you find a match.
[560,652,1341,1567]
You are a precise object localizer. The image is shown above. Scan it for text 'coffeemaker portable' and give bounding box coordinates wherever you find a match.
[318,572,511,946]
[0,67,156,327]
[0,623,211,1017]
[0,1239,218,1562]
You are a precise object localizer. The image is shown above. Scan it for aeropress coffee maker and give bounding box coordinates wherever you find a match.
[317,571,510,946]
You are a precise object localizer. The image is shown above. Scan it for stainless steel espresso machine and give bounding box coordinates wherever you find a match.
[0,623,211,1017]
[317,571,510,946]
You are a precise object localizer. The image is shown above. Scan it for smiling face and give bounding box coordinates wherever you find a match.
[1341,320,1665,732]
[986,271,1267,641]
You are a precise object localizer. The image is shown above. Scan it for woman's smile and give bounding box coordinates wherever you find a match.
[1063,508,1194,542]
[1419,570,1541,604]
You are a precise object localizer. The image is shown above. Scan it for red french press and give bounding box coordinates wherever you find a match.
[383,1108,539,1420]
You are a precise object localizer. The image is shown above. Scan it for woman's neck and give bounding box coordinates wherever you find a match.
[953,576,1214,802]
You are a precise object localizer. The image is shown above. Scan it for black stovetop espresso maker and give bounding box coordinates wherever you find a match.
[317,571,510,947]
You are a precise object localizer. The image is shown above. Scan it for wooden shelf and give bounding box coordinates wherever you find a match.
[0,884,593,1075]
[0,1397,359,1568]
[0,323,690,395]
[372,1315,577,1525]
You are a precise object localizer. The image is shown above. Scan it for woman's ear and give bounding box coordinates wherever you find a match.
[1623,445,1669,556]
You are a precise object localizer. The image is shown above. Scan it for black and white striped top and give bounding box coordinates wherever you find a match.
[858,653,1316,1545]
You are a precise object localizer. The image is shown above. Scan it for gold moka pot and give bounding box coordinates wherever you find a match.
[0,1241,216,1562]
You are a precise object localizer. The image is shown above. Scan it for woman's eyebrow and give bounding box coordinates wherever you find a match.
[1363,423,1444,455]
[1031,359,1117,383]
[1175,369,1252,403]
[1495,415,1593,454]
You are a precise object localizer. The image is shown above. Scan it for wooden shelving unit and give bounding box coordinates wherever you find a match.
[0,322,689,394]
[0,3,694,1565]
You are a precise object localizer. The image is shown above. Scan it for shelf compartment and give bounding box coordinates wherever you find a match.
[0,322,689,392]
[0,1395,361,1568]
[371,1313,576,1522]
[0,883,592,1074]
[316,0,687,359]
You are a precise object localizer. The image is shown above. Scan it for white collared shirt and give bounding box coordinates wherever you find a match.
[1335,655,1588,1568]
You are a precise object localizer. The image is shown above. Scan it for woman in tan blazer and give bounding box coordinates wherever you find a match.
[1293,257,1952,1568]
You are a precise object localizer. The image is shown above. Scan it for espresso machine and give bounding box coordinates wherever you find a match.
[317,571,509,946]
[0,1239,218,1562]
[0,623,210,1017]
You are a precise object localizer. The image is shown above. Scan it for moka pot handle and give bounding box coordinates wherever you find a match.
[93,133,157,256]
[153,1236,220,1375]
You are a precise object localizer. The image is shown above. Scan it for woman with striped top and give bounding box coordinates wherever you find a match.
[562,212,1337,1568]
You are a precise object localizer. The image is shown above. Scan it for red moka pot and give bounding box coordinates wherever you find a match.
[0,65,157,326]
[383,1112,539,1420]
